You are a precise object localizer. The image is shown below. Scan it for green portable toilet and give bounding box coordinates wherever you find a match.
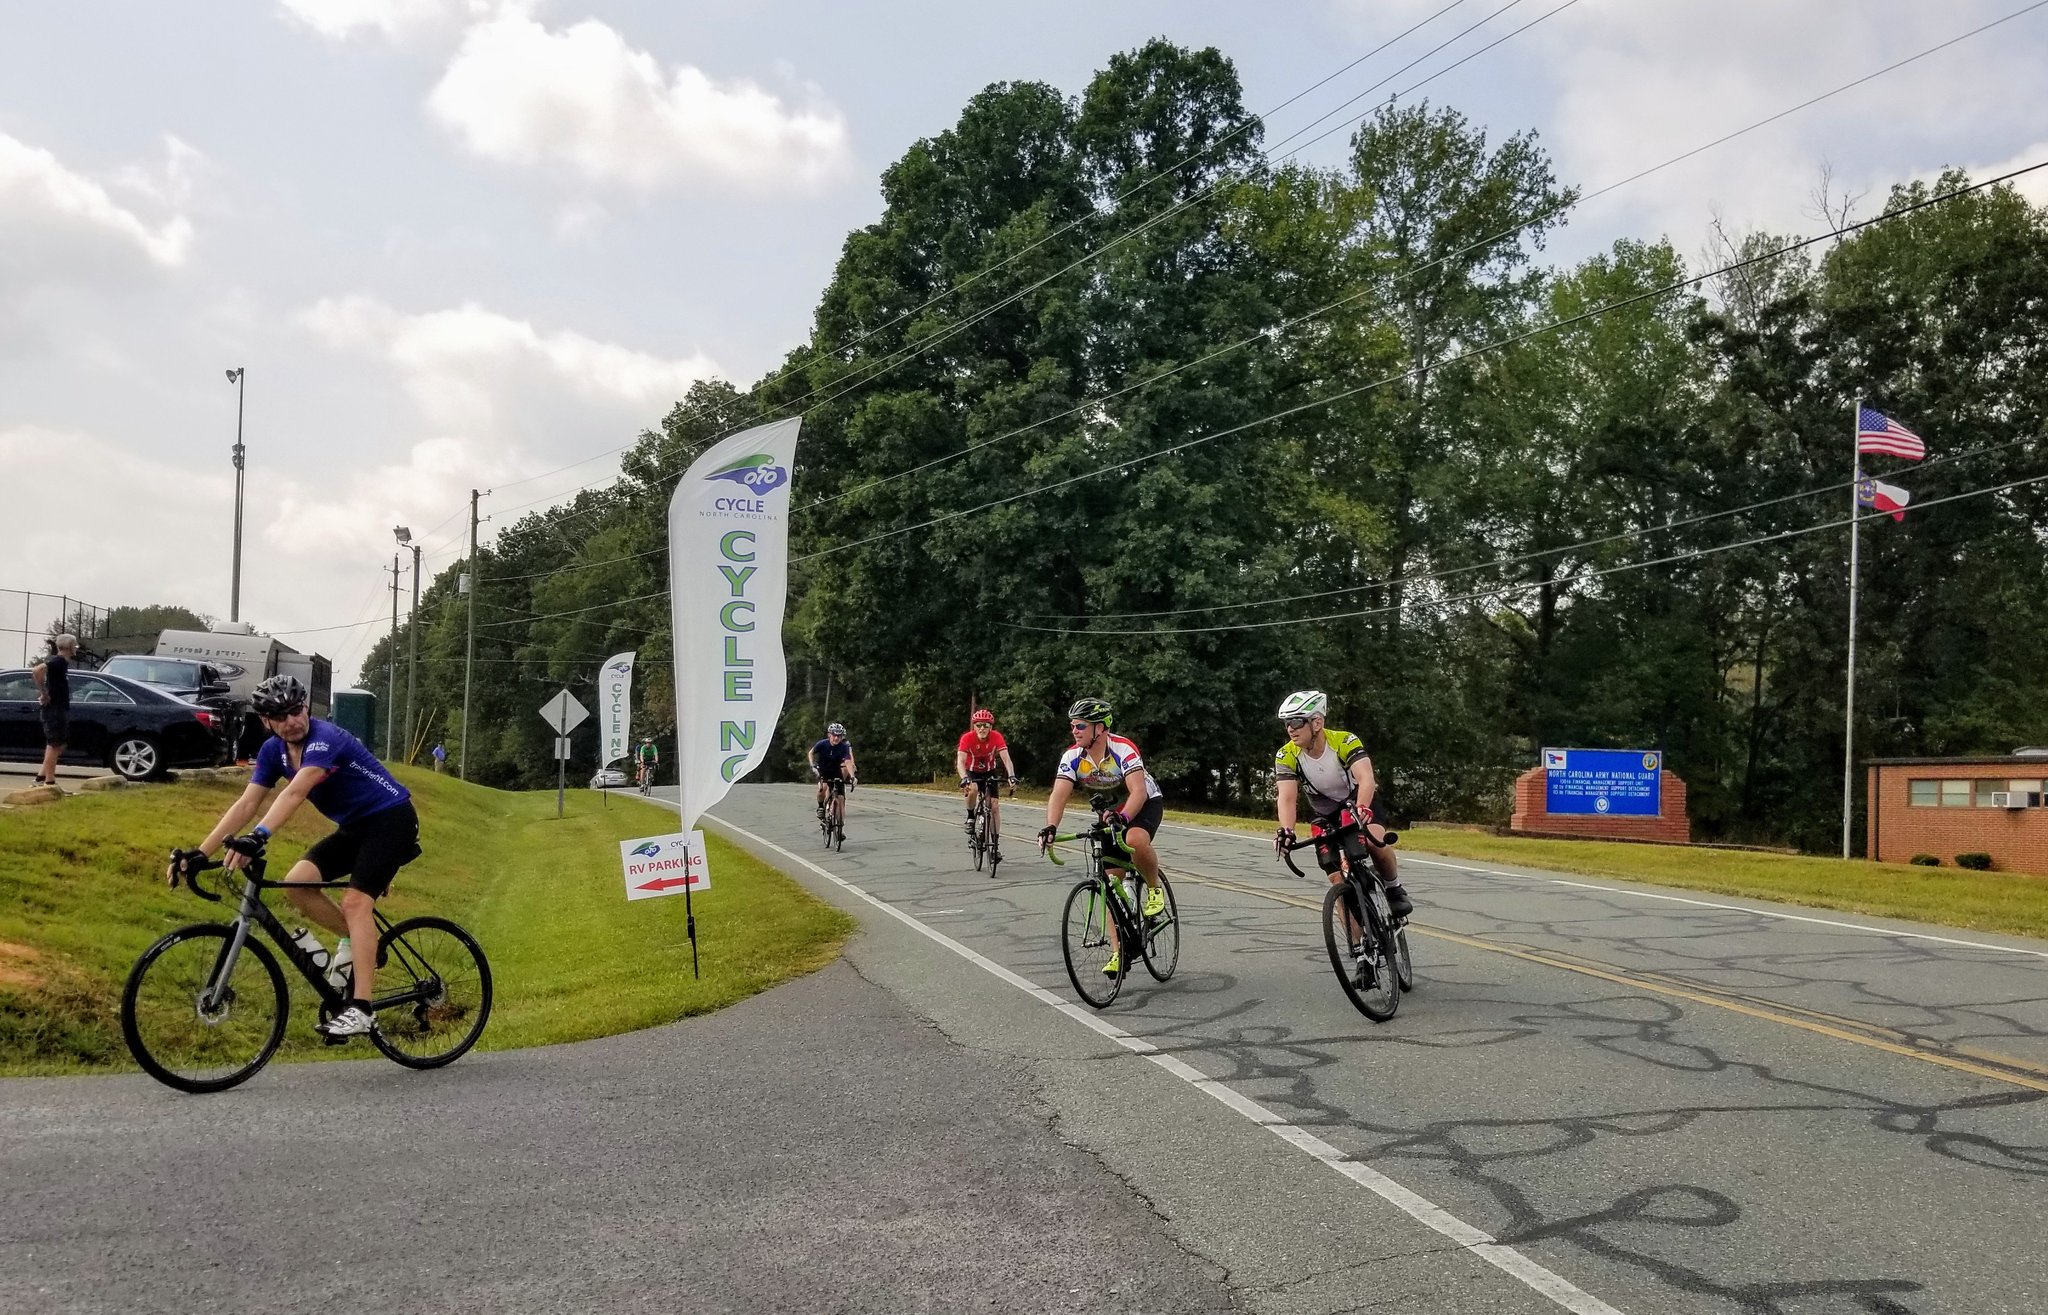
[332,690,378,751]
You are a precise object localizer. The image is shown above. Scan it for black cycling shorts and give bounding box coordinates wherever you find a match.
[1100,795,1165,867]
[304,800,421,898]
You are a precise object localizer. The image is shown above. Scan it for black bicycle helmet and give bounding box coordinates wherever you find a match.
[1067,696,1114,728]
[250,673,308,716]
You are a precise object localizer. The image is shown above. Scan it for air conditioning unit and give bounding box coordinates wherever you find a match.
[1988,792,2041,809]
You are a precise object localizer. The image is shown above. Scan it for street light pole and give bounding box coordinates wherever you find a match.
[225,368,246,622]
[408,541,421,760]
[387,552,400,760]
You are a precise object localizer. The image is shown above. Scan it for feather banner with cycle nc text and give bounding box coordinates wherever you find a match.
[668,416,801,838]
[598,650,635,768]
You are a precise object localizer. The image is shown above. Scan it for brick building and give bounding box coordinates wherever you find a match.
[1865,752,2048,874]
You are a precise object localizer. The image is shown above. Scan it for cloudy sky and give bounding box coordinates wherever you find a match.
[5,0,2044,684]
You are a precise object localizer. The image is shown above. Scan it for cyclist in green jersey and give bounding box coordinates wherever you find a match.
[1270,690,1412,923]
[635,736,659,790]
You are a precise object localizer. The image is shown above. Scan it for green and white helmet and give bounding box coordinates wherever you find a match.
[1276,689,1328,720]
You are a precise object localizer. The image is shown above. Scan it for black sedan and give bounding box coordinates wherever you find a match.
[0,668,225,780]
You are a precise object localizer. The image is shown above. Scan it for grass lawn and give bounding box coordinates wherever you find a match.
[884,782,2048,939]
[0,768,852,1077]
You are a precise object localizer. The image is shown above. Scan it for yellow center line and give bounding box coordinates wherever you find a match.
[861,791,2048,1094]
[1179,868,2048,1095]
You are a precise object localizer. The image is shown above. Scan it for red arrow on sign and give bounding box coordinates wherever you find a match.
[636,875,701,893]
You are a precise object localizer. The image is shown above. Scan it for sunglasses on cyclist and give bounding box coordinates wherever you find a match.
[972,720,993,728]
[1069,720,1097,731]
[1282,716,1312,731]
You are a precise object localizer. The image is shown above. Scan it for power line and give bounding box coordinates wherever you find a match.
[474,0,1567,539]
[1027,433,2042,620]
[791,160,2048,567]
[1003,471,2048,637]
[809,0,2047,514]
[445,160,2047,637]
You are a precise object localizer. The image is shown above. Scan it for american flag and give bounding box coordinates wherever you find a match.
[1856,406,1926,461]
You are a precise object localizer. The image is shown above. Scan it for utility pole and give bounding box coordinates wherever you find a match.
[387,553,400,760]
[225,368,246,622]
[460,489,480,779]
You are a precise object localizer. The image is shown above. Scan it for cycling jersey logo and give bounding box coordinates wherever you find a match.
[630,841,662,858]
[704,453,789,494]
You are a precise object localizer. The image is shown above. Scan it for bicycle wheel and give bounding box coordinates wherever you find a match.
[1323,882,1399,1022]
[1140,872,1180,982]
[1394,926,1414,992]
[971,806,986,872]
[121,924,287,1094]
[1060,879,1124,1009]
[833,808,845,852]
[369,916,493,1069]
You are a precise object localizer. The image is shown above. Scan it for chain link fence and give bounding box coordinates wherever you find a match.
[1,589,113,667]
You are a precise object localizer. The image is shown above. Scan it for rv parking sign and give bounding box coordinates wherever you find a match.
[620,830,709,900]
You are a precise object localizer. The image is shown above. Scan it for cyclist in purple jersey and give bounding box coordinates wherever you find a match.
[173,674,420,1039]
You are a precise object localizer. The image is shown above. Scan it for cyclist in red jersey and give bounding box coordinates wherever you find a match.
[956,709,1018,857]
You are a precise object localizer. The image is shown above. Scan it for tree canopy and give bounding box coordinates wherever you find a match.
[359,42,2048,852]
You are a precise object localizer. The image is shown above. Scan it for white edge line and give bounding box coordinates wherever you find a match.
[707,812,1631,1315]
[867,790,2048,963]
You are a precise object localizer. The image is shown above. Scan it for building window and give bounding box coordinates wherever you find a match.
[1940,779,1972,807]
[1910,779,1937,806]
[1976,779,2008,807]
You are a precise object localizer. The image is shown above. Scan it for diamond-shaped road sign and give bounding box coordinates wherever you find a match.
[538,689,589,737]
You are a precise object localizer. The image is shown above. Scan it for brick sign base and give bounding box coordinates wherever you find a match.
[1508,767,1690,844]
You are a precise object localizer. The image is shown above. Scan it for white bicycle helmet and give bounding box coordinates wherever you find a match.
[1276,690,1328,720]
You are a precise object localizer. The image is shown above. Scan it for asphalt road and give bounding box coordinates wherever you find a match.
[8,781,2048,1314]
[698,784,2048,1315]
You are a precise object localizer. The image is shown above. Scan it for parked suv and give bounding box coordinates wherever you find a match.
[0,668,224,780]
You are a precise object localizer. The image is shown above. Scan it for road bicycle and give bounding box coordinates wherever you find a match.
[1280,815,1413,1021]
[1045,801,1180,1008]
[963,771,1011,876]
[819,774,854,850]
[120,851,493,1093]
[637,762,654,796]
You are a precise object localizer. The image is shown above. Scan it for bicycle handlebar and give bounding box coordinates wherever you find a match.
[1277,818,1399,880]
[168,847,346,899]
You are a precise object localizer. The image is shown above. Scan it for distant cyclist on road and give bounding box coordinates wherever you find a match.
[171,674,420,1040]
[956,708,1018,858]
[635,735,660,792]
[1038,697,1166,976]
[810,723,857,818]
[1271,690,1412,935]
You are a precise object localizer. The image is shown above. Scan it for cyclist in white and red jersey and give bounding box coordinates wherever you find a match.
[1038,696,1166,975]
[955,708,1018,856]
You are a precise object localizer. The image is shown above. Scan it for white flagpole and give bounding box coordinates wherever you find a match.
[1842,399,1863,859]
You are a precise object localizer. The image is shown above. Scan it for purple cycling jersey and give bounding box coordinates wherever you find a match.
[252,718,410,826]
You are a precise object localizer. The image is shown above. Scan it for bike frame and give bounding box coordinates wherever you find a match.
[1048,820,1146,953]
[178,856,439,1019]
[1281,817,1401,945]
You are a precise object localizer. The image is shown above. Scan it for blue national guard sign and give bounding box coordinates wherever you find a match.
[1543,748,1662,817]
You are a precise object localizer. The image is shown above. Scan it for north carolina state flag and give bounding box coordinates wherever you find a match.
[1857,476,1909,522]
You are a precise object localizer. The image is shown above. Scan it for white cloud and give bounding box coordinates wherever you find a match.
[0,132,195,274]
[1,425,231,615]
[277,0,512,44]
[298,295,722,431]
[424,14,851,192]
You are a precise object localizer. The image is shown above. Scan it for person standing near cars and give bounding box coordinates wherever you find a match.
[30,633,76,786]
